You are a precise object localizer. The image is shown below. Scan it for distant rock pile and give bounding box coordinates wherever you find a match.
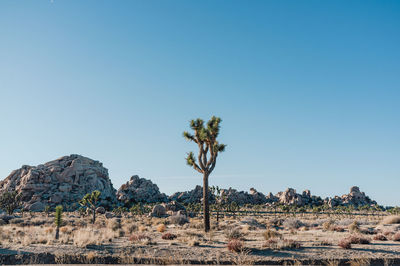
[117,175,167,206]
[0,154,380,211]
[169,185,205,204]
[169,186,378,208]
[325,186,377,208]
[0,155,117,211]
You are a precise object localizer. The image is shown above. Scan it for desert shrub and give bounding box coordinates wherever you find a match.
[110,218,122,232]
[373,234,387,241]
[333,226,345,232]
[335,218,355,227]
[263,229,282,240]
[129,233,150,242]
[156,224,166,232]
[263,238,301,250]
[338,238,352,249]
[323,220,335,231]
[9,218,24,225]
[283,218,303,229]
[392,232,400,241]
[349,221,360,233]
[161,232,177,240]
[126,223,137,234]
[347,235,370,244]
[138,225,147,232]
[227,239,243,253]
[383,230,393,236]
[169,214,188,225]
[224,227,243,240]
[381,216,400,225]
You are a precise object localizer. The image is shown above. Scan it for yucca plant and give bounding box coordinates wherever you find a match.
[183,116,226,232]
[79,190,101,224]
[54,205,63,240]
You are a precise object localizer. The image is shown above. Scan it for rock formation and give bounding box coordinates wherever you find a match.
[116,175,167,206]
[274,188,323,206]
[325,186,377,207]
[0,155,117,211]
[168,185,205,204]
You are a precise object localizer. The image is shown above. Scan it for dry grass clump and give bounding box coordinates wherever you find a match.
[373,234,387,241]
[381,216,400,225]
[263,238,301,250]
[161,232,177,240]
[322,220,335,231]
[338,238,352,249]
[392,232,400,241]
[72,228,115,247]
[156,224,166,233]
[346,235,370,245]
[129,233,150,242]
[227,239,243,253]
[282,218,303,229]
[169,214,188,225]
[263,229,282,240]
[349,221,360,233]
[224,227,243,240]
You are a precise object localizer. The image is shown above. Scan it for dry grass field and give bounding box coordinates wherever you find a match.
[1,212,400,265]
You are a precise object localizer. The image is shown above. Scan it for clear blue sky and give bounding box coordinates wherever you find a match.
[0,1,399,206]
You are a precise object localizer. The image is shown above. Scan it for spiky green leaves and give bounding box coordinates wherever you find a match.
[55,205,63,227]
[79,190,101,210]
[190,118,204,131]
[183,116,226,174]
[186,152,196,166]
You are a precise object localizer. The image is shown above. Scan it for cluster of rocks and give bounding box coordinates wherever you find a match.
[117,175,167,205]
[325,186,377,208]
[0,154,380,212]
[169,185,208,204]
[0,155,117,211]
[170,186,377,208]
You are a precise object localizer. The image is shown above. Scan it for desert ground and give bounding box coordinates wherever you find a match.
[1,211,400,265]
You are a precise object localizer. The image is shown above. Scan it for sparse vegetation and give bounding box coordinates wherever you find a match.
[338,238,352,249]
[0,191,21,215]
[79,190,101,224]
[227,239,243,252]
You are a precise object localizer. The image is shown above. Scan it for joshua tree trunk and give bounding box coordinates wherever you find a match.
[92,207,96,224]
[55,226,59,240]
[203,172,210,232]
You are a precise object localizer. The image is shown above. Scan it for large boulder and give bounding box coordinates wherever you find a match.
[0,154,117,210]
[116,175,167,205]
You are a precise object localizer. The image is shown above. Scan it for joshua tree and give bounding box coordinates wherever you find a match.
[79,190,101,224]
[183,116,226,232]
[210,186,226,224]
[54,205,63,240]
[0,191,21,215]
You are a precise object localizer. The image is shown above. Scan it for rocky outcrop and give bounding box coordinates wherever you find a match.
[325,186,377,207]
[221,187,268,205]
[273,188,323,207]
[168,185,205,204]
[0,155,117,211]
[117,175,167,206]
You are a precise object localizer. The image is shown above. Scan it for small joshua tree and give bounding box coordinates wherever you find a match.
[210,186,226,224]
[0,191,21,215]
[54,205,63,240]
[183,116,226,232]
[79,190,101,224]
